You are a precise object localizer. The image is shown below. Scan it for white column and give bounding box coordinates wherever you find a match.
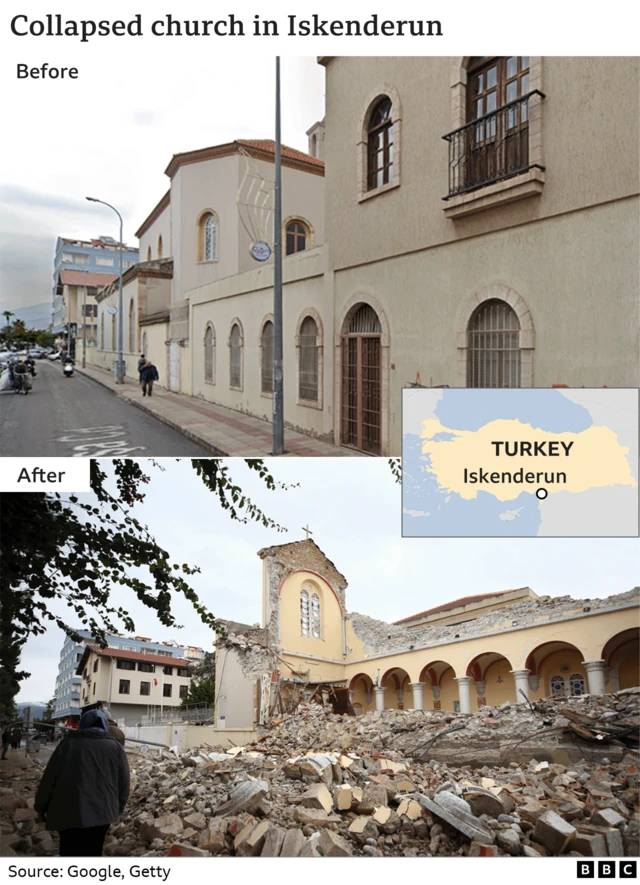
[374,686,385,711]
[583,660,607,696]
[454,676,473,714]
[409,682,425,711]
[511,669,530,703]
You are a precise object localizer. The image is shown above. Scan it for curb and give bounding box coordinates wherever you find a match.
[75,367,229,456]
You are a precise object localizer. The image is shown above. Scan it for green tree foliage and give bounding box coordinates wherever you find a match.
[1,460,292,716]
[181,651,216,709]
[0,321,55,350]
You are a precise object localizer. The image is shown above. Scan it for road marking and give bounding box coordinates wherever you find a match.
[55,426,147,457]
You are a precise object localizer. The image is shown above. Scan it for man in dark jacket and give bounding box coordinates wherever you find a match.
[34,709,129,857]
[140,361,159,398]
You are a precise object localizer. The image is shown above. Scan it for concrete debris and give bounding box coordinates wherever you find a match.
[2,690,638,858]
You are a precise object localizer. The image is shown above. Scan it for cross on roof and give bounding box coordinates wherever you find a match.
[302,524,313,540]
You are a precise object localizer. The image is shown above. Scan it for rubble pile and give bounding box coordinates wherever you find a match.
[2,690,638,859]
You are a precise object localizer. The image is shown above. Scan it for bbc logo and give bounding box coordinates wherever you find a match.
[577,861,637,879]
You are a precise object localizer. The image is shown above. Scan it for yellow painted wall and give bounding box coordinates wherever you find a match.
[619,656,640,690]
[481,659,516,708]
[279,570,345,667]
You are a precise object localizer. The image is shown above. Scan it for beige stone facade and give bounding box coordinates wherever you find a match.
[218,540,640,727]
[92,57,639,455]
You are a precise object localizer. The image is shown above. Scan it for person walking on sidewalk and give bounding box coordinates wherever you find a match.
[137,353,146,386]
[1,727,10,759]
[34,709,130,857]
[140,360,159,397]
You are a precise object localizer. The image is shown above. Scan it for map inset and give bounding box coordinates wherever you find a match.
[402,389,639,537]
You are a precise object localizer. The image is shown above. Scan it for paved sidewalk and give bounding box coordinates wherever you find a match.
[76,364,359,457]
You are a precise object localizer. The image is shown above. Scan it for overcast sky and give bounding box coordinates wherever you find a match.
[17,458,639,701]
[0,56,325,313]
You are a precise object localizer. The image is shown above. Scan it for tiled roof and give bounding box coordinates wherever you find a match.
[393,590,517,624]
[164,139,324,179]
[77,645,193,672]
[59,270,118,287]
[236,139,324,168]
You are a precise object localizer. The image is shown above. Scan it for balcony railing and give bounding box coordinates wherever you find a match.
[442,90,545,199]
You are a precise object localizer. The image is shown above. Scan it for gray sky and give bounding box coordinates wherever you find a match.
[0,57,325,313]
[17,458,639,701]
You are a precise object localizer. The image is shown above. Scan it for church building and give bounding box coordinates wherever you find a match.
[214,539,640,730]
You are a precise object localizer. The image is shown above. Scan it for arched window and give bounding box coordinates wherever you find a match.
[146,246,152,262]
[367,98,393,190]
[111,312,116,351]
[128,299,135,353]
[204,325,215,383]
[550,675,565,696]
[142,331,147,358]
[229,322,242,388]
[157,235,163,259]
[202,214,217,262]
[310,592,321,639]
[569,673,585,697]
[467,299,521,388]
[300,588,310,636]
[286,221,308,255]
[261,320,274,393]
[299,316,318,402]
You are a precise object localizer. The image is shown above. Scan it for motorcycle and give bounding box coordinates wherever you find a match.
[12,372,32,395]
[63,361,74,378]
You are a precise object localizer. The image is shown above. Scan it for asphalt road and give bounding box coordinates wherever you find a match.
[0,360,212,457]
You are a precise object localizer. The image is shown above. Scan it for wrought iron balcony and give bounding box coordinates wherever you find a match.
[442,90,545,199]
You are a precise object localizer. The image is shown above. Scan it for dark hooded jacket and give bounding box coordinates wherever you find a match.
[34,710,129,831]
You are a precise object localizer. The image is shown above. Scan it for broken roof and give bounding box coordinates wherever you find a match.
[392,589,530,625]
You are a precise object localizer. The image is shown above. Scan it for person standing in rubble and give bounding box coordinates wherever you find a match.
[34,709,129,857]
[100,708,125,745]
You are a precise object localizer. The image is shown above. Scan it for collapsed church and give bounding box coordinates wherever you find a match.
[214,540,640,731]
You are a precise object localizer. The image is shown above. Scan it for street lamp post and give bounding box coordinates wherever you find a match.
[272,56,284,455]
[86,197,125,384]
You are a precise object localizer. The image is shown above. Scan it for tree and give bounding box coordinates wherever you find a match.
[181,651,216,710]
[3,310,14,328]
[1,460,294,716]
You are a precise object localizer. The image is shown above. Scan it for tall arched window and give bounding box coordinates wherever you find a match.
[299,316,318,402]
[300,588,310,636]
[310,592,321,639]
[111,313,116,352]
[550,675,565,696]
[203,214,217,261]
[367,98,393,190]
[229,322,242,388]
[467,299,521,388]
[146,246,152,262]
[286,221,309,255]
[261,320,274,393]
[128,299,135,353]
[204,325,215,383]
[157,235,163,259]
[569,673,585,697]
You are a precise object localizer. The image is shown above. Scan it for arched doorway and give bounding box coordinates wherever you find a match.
[525,641,587,700]
[380,667,412,710]
[602,629,640,691]
[341,303,382,455]
[466,652,515,708]
[348,673,374,716]
[419,661,457,711]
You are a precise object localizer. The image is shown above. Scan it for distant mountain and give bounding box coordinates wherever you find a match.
[7,302,52,331]
[16,701,48,720]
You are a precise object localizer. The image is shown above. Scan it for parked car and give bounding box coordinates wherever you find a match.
[48,352,61,361]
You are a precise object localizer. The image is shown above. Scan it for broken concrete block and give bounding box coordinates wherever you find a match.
[280,828,306,857]
[260,826,286,858]
[591,808,625,829]
[301,783,333,814]
[333,785,355,811]
[463,787,505,819]
[182,811,206,830]
[573,833,607,857]
[293,807,340,828]
[395,779,415,793]
[603,828,624,857]
[348,816,379,845]
[416,793,495,845]
[378,809,402,835]
[372,806,392,825]
[533,810,577,854]
[317,828,352,857]
[214,779,269,817]
[139,813,184,842]
[356,785,388,815]
[299,838,321,857]
[197,820,228,854]
[397,799,423,821]
[235,820,271,857]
